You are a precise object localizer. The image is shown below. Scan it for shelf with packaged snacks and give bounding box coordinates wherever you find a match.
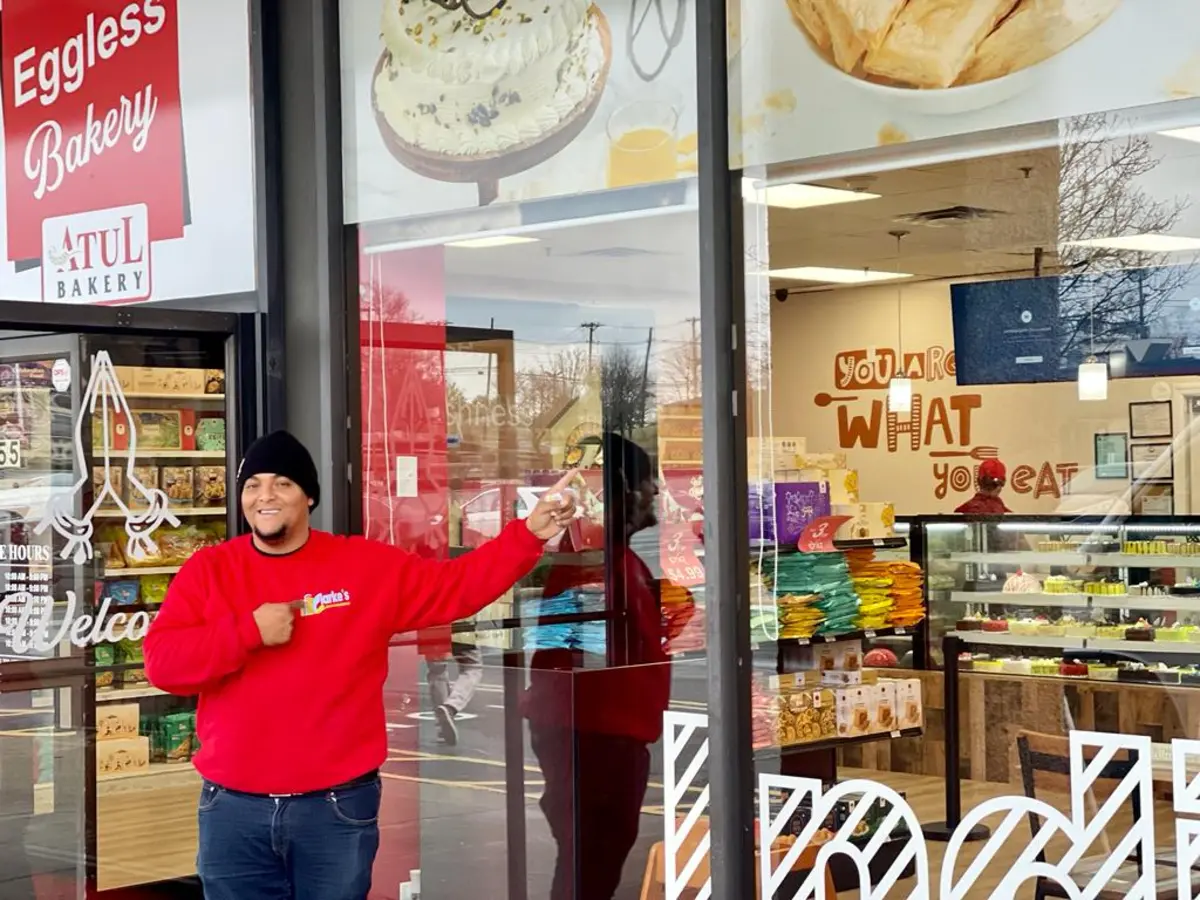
[107,450,226,459]
[97,685,166,702]
[121,392,225,401]
[94,507,226,519]
[756,727,924,759]
[778,626,918,647]
[104,566,182,578]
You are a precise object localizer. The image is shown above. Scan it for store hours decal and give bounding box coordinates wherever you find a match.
[827,346,1080,502]
[1,0,184,301]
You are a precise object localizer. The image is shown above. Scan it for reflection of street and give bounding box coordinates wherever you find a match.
[374,654,708,899]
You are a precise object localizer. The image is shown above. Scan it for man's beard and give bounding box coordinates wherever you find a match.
[252,521,290,544]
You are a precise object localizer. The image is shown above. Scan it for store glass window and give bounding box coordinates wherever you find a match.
[0,1,259,311]
[0,329,237,896]
[339,0,704,897]
[716,1,1200,897]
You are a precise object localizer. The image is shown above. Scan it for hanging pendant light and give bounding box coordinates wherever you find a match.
[1078,356,1108,401]
[1078,298,1106,401]
[886,230,912,413]
[888,376,913,413]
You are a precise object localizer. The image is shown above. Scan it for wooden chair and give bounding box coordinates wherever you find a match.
[1016,730,1196,900]
[639,816,836,899]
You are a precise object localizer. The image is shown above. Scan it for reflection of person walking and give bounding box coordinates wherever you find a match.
[143,432,579,900]
[428,642,482,746]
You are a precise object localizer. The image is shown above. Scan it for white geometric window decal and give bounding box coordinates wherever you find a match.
[663,711,712,900]
[36,350,178,564]
[1174,739,1200,900]
[663,712,1196,900]
[941,731,1156,900]
[759,772,929,899]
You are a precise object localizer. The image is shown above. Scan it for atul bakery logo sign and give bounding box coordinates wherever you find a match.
[299,590,351,618]
[826,346,1080,503]
[42,203,150,302]
[1,0,183,299]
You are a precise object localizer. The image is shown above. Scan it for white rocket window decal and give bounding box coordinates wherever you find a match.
[35,350,179,564]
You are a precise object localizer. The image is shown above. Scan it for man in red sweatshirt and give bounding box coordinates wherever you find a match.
[144,431,577,900]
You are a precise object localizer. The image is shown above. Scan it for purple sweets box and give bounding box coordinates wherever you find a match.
[749,482,831,545]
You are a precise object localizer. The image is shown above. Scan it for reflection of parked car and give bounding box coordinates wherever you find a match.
[461,486,549,547]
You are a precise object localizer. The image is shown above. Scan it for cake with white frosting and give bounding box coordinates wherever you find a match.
[375,0,606,157]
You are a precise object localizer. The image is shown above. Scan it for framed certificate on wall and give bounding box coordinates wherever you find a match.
[1129,401,1173,439]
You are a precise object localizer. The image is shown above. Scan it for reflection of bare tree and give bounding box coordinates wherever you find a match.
[659,320,701,404]
[517,347,590,444]
[1057,113,1196,363]
[602,345,654,436]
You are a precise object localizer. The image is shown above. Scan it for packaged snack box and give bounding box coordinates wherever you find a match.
[797,469,859,505]
[94,643,116,688]
[895,679,923,729]
[747,437,807,475]
[97,737,150,777]
[872,682,898,733]
[97,703,139,741]
[196,417,226,452]
[836,686,871,737]
[106,581,139,606]
[117,638,146,685]
[131,367,206,396]
[833,503,896,540]
[795,452,847,471]
[194,466,227,507]
[162,466,195,504]
[204,370,225,394]
[139,574,171,605]
[162,712,194,763]
[131,410,183,451]
[92,467,123,508]
[749,482,831,544]
[127,466,160,510]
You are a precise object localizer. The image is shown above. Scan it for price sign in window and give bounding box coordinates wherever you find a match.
[0,439,22,469]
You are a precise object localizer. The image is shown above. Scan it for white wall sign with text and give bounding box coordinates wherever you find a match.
[0,0,256,304]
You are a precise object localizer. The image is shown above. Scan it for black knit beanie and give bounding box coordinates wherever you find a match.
[237,430,321,511]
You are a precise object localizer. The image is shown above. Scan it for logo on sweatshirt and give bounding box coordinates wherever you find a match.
[299,590,351,618]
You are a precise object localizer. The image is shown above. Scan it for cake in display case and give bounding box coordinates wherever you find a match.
[916,515,1200,684]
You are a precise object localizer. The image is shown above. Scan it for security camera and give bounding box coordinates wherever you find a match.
[774,287,789,303]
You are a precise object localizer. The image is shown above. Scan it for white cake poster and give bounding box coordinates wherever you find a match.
[732,0,1200,169]
[338,0,697,225]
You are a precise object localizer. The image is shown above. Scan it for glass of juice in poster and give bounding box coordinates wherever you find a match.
[606,101,679,189]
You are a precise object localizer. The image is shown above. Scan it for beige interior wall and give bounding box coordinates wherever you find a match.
[768,279,1200,516]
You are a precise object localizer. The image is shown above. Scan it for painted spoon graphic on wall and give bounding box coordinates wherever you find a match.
[813,393,858,407]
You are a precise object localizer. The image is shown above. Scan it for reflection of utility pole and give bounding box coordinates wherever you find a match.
[686,316,700,400]
[640,327,654,425]
[581,322,601,367]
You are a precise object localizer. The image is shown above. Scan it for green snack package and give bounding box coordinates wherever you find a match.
[162,712,193,763]
[139,574,171,605]
[94,644,115,688]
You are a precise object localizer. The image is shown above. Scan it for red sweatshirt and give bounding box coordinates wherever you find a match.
[144,520,544,794]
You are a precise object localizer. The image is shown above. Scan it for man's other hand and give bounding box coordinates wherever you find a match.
[526,471,580,541]
[254,601,302,646]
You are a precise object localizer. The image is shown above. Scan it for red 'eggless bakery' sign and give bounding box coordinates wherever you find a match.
[1,0,183,300]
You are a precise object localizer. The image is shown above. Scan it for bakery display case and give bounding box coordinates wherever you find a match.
[917,515,1200,682]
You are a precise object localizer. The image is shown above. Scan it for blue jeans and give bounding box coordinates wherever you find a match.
[196,777,381,900]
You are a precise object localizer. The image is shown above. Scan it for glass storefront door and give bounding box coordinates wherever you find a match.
[0,316,243,898]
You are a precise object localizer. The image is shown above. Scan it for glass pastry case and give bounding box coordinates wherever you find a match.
[912,515,1200,682]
